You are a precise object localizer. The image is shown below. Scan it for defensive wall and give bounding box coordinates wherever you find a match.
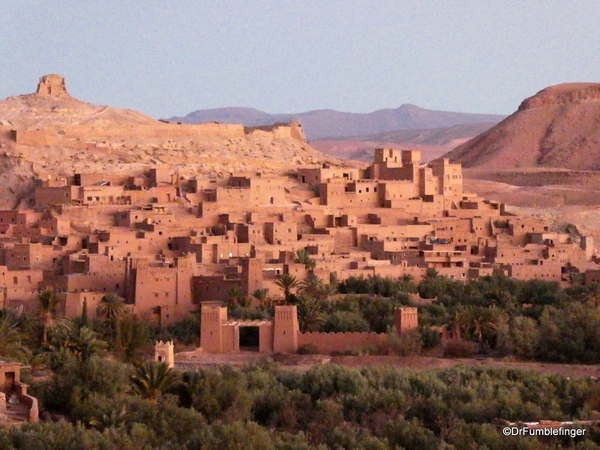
[10,120,305,149]
[200,304,418,354]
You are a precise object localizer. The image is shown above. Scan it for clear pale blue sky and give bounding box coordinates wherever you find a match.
[1,1,599,119]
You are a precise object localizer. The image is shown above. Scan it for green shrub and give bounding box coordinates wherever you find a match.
[420,326,442,350]
[297,343,319,354]
[444,339,476,358]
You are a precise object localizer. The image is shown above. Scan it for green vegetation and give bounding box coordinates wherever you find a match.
[336,273,600,363]
[3,360,600,449]
[4,273,600,447]
[181,272,600,363]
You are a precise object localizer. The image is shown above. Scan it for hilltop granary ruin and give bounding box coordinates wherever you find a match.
[36,74,68,96]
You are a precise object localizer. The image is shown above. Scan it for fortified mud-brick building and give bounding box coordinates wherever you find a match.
[199,304,418,354]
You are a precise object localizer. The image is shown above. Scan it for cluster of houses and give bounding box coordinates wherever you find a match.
[0,148,595,329]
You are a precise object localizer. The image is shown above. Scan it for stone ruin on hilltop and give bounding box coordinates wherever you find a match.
[36,74,67,96]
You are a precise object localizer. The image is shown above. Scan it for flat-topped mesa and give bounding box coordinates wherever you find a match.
[518,83,600,111]
[36,74,68,96]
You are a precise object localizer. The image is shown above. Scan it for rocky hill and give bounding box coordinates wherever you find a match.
[446,83,600,170]
[0,75,353,209]
[169,104,505,140]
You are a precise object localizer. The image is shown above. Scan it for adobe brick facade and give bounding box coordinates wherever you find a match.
[0,149,592,329]
[0,362,38,423]
[200,304,412,354]
[154,341,175,368]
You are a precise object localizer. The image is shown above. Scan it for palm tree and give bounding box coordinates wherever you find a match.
[131,361,181,403]
[295,249,316,271]
[37,289,60,345]
[80,298,89,328]
[299,274,325,299]
[237,296,252,308]
[252,288,271,307]
[97,293,127,349]
[423,268,440,280]
[466,306,504,348]
[296,293,325,332]
[318,282,337,300]
[448,307,469,340]
[274,274,299,303]
[179,371,204,409]
[227,285,244,307]
[70,326,107,363]
[583,282,600,308]
[97,293,127,321]
[89,404,130,431]
[119,316,150,363]
[329,271,339,287]
[0,317,30,362]
[400,274,417,293]
[568,271,583,286]
[401,274,414,284]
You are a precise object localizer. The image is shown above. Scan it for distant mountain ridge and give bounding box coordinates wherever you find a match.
[168,104,506,140]
[311,122,497,163]
[334,122,498,147]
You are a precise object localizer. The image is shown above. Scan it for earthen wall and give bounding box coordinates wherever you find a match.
[298,332,386,353]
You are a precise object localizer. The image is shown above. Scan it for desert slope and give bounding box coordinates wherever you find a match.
[0,75,354,209]
[446,83,600,170]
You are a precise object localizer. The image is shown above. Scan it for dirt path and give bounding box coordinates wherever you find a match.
[175,351,600,379]
[329,355,600,379]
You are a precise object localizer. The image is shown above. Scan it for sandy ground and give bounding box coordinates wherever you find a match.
[464,172,600,251]
[174,351,600,379]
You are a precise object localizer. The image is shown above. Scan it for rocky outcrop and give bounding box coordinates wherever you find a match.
[518,83,600,111]
[445,83,600,171]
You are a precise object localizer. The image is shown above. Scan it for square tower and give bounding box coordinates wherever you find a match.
[394,307,418,335]
[154,340,175,368]
[200,304,228,352]
[273,305,299,353]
